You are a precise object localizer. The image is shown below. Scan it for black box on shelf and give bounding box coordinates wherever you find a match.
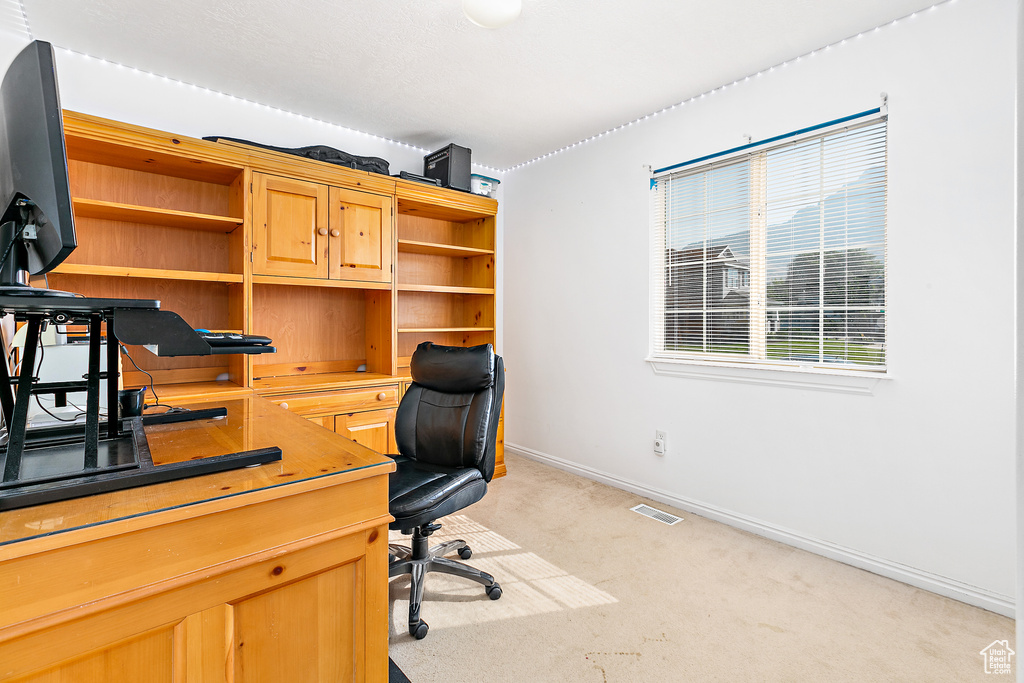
[424,144,471,192]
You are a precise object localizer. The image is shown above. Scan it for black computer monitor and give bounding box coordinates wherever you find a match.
[0,40,76,297]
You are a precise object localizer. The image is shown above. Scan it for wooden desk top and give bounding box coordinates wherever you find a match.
[0,394,395,551]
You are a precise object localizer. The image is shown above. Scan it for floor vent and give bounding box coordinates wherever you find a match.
[630,504,683,525]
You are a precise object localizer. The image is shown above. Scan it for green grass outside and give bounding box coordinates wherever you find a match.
[668,337,884,365]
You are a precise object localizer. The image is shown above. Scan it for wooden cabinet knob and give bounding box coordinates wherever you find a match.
[377,392,387,401]
[280,402,289,410]
[331,229,341,237]
[317,228,328,236]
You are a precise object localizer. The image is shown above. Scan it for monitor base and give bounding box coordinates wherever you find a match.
[0,283,77,297]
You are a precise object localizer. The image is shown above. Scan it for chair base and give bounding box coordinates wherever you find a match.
[389,523,500,639]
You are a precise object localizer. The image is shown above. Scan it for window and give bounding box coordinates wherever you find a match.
[650,117,887,373]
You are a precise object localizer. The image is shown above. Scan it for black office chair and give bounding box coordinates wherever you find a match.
[388,342,505,639]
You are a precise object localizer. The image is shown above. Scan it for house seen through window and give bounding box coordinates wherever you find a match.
[650,117,887,371]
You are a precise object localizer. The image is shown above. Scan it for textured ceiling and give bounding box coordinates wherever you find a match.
[16,0,941,170]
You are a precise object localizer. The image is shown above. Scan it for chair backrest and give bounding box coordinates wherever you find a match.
[396,342,505,482]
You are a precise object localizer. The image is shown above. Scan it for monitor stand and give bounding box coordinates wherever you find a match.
[0,211,76,297]
[0,297,282,511]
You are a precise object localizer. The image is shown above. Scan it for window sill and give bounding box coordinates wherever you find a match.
[645,357,889,396]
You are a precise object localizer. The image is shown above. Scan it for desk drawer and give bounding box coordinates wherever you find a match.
[268,384,400,417]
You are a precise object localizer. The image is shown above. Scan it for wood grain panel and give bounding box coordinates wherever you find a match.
[396,283,494,295]
[252,174,329,279]
[329,187,392,284]
[334,409,396,455]
[1,524,388,681]
[306,415,334,430]
[64,217,233,274]
[395,182,497,221]
[67,159,237,217]
[395,214,493,251]
[175,604,233,683]
[397,240,493,258]
[396,330,495,359]
[72,199,242,233]
[396,292,494,330]
[123,368,234,389]
[232,561,360,682]
[252,360,364,380]
[364,290,395,376]
[12,625,175,683]
[251,285,367,370]
[494,410,506,478]
[465,253,496,290]
[252,371,397,394]
[63,112,247,185]
[0,480,386,629]
[265,385,399,417]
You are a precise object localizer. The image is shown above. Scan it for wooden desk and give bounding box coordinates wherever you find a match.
[0,395,395,682]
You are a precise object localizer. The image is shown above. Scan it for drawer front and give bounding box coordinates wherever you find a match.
[269,385,399,417]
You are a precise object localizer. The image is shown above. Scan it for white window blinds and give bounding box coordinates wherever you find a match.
[650,117,887,372]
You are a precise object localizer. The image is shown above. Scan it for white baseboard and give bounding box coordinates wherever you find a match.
[505,442,1015,618]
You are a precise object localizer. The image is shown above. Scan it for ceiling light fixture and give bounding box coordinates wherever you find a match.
[462,0,522,29]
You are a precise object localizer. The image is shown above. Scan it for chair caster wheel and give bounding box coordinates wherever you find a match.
[486,583,502,600]
[410,621,428,639]
[458,545,472,560]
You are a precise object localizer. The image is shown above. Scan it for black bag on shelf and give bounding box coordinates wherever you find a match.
[203,136,390,176]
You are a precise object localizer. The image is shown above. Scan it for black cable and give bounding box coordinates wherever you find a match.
[119,343,160,404]
[29,341,90,422]
[33,394,88,422]
[0,220,22,271]
[28,341,85,422]
[119,344,187,414]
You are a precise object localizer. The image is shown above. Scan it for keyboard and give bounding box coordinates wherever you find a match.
[196,331,273,347]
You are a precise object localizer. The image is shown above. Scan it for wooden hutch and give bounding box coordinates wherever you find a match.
[50,111,504,476]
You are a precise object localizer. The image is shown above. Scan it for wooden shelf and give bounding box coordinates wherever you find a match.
[397,240,494,258]
[398,327,494,333]
[252,274,391,290]
[395,182,497,221]
[53,263,243,283]
[396,283,495,295]
[139,381,252,405]
[63,111,246,185]
[73,198,243,232]
[253,372,400,395]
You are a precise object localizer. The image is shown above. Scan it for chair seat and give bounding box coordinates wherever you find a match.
[388,455,487,530]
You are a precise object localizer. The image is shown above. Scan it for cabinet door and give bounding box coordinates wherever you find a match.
[335,408,396,454]
[307,414,334,430]
[328,187,393,283]
[3,509,390,683]
[13,625,176,682]
[253,173,329,278]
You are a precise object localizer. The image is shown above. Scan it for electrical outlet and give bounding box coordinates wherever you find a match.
[654,430,667,456]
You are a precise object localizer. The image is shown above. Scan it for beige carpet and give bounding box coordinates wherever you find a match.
[388,454,1013,681]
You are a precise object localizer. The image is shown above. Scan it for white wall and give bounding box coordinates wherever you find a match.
[0,36,512,190]
[504,0,1017,613]
[50,49,429,177]
[0,28,29,67]
[1016,0,1023,669]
